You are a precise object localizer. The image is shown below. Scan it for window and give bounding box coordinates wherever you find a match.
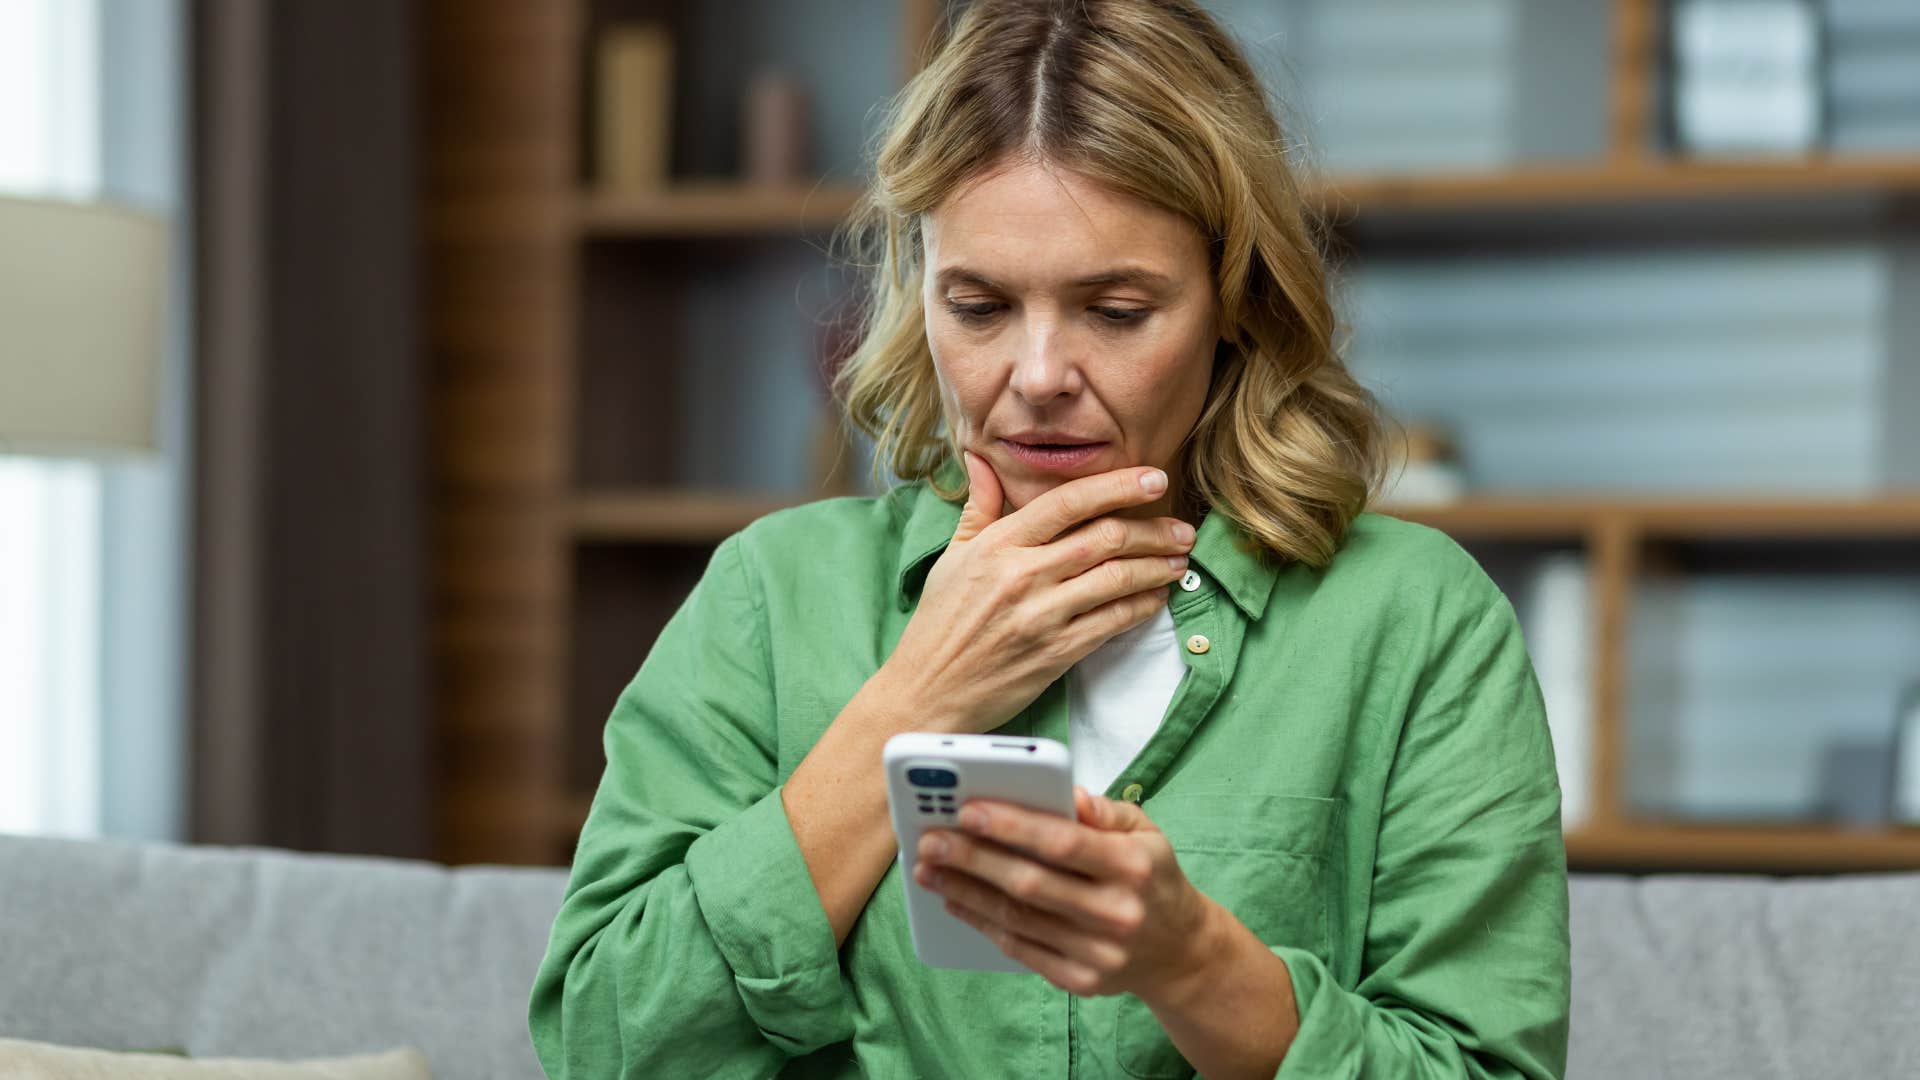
[1,0,183,841]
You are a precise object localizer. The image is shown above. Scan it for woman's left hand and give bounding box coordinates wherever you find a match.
[912,784,1224,1000]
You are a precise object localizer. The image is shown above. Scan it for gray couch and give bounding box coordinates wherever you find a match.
[2,832,1916,1078]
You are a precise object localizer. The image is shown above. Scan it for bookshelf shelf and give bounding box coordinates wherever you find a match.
[564,489,1920,546]
[1381,494,1920,541]
[1315,156,1920,217]
[567,156,1920,240]
[570,488,805,542]
[1566,824,1920,873]
[576,181,864,237]
[547,794,1920,873]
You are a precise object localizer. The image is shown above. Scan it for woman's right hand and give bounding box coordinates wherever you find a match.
[880,449,1197,735]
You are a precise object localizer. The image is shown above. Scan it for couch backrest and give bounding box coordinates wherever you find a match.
[6,833,1918,1079]
[1569,871,1920,1078]
[0,832,567,1079]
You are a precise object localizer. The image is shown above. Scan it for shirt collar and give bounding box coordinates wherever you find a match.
[892,453,1281,619]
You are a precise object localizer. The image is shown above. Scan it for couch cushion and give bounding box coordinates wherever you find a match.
[0,833,566,1080]
[1570,871,1920,1078]
[0,1037,430,1079]
[9,832,1919,1078]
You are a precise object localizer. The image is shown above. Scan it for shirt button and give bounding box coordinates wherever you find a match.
[1179,569,1201,592]
[1120,783,1144,803]
[1185,633,1210,655]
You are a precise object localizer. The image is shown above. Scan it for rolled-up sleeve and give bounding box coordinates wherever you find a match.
[528,533,854,1079]
[1273,579,1572,1079]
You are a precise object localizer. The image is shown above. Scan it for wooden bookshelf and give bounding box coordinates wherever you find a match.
[426,0,1920,873]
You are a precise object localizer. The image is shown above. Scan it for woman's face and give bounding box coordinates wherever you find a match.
[921,158,1219,523]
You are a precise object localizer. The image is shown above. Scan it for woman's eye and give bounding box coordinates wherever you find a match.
[1092,306,1148,325]
[944,300,1002,324]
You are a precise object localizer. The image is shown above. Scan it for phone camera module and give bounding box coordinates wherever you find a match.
[906,766,958,789]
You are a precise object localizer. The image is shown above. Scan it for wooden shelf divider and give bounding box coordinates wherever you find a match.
[1608,0,1660,163]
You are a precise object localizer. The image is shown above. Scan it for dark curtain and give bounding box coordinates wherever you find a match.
[190,0,430,857]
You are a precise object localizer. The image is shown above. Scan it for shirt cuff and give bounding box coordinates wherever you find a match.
[683,782,854,1056]
[1270,944,1364,1079]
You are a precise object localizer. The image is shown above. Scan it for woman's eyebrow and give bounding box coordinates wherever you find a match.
[934,265,1176,292]
[1070,266,1175,290]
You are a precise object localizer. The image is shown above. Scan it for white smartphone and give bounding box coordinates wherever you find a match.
[883,731,1075,973]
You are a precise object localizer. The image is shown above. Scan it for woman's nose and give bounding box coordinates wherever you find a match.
[1008,322,1079,405]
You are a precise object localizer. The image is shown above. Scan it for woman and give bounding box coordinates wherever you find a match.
[529,1,1570,1077]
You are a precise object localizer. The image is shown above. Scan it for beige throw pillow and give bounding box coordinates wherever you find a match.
[0,1038,432,1079]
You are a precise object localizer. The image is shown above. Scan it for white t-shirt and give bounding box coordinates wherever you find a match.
[1066,603,1188,798]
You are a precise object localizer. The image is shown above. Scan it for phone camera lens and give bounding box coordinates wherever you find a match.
[906,766,958,788]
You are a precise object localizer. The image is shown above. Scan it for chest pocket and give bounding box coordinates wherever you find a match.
[1113,792,1339,1079]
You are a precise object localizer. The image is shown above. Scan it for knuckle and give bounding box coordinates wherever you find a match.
[1109,897,1145,936]
[1002,559,1042,598]
[1094,517,1127,551]
[1093,943,1129,975]
[1006,866,1043,902]
[1037,636,1074,667]
[1120,851,1154,885]
[1100,559,1132,593]
[1070,537,1100,565]
[1133,556,1167,589]
[1065,968,1102,995]
[1045,829,1082,864]
[1054,488,1087,526]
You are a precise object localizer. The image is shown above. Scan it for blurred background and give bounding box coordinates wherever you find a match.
[4,0,1919,875]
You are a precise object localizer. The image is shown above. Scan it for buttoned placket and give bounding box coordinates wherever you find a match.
[1021,563,1249,1078]
[1024,565,1248,805]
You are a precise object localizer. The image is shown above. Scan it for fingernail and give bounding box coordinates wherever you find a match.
[1140,469,1167,494]
[922,834,949,859]
[958,807,985,830]
[1166,555,1188,572]
[1172,521,1195,543]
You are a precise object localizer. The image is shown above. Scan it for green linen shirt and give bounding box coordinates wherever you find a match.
[529,455,1571,1079]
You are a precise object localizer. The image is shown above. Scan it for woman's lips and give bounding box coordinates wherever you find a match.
[999,438,1108,473]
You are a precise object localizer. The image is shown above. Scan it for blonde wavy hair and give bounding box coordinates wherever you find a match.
[830,0,1390,570]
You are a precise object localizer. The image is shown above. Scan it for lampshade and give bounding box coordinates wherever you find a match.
[0,193,167,457]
